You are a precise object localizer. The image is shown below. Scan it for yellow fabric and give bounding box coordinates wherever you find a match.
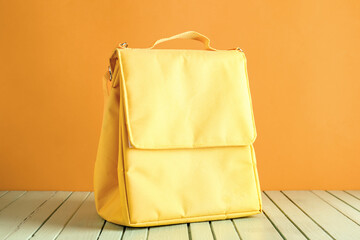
[149,31,216,51]
[94,31,262,227]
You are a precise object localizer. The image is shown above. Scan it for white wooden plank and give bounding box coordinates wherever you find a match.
[31,192,89,240]
[284,190,360,240]
[0,191,26,211]
[98,221,124,240]
[266,191,332,240]
[148,224,188,240]
[328,190,360,211]
[189,222,214,240]
[261,192,306,240]
[233,213,283,240]
[210,220,240,240]
[0,191,55,239]
[6,191,71,240]
[0,191,7,198]
[54,192,104,240]
[346,190,360,200]
[313,190,360,225]
[122,227,148,240]
[1,190,359,240]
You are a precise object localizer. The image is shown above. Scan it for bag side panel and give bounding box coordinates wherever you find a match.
[123,144,261,226]
[250,144,262,212]
[94,65,130,225]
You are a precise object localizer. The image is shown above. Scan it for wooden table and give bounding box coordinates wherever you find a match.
[0,191,359,239]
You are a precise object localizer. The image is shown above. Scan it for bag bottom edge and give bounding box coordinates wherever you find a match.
[103,208,262,227]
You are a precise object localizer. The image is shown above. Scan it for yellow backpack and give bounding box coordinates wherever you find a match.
[94,31,262,227]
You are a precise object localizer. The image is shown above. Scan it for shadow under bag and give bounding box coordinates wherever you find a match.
[94,31,262,227]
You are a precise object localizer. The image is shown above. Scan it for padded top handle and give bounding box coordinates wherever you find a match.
[149,31,216,51]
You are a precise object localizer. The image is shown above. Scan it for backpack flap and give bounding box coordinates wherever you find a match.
[117,48,256,149]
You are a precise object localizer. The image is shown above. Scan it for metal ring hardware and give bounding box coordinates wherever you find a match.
[119,42,128,48]
[108,66,112,81]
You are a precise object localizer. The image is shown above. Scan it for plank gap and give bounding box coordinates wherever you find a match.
[189,222,214,240]
[326,191,360,212]
[96,220,106,240]
[231,220,243,240]
[209,221,217,240]
[121,226,148,240]
[345,191,360,201]
[262,210,286,240]
[7,191,58,239]
[1,191,359,239]
[146,227,150,240]
[280,191,335,239]
[315,191,360,226]
[187,223,192,240]
[282,191,360,239]
[52,192,91,239]
[0,191,8,198]
[29,191,73,239]
[0,191,56,239]
[98,221,124,240]
[264,191,309,239]
[0,191,26,212]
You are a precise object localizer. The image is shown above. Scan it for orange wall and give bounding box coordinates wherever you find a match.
[0,0,359,191]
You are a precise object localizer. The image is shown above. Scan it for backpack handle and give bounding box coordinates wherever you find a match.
[149,31,216,51]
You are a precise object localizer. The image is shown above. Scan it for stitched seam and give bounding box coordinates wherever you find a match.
[117,49,136,151]
[128,209,261,226]
[116,54,132,225]
[242,52,258,143]
[250,144,263,211]
[121,142,254,149]
[120,109,132,225]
